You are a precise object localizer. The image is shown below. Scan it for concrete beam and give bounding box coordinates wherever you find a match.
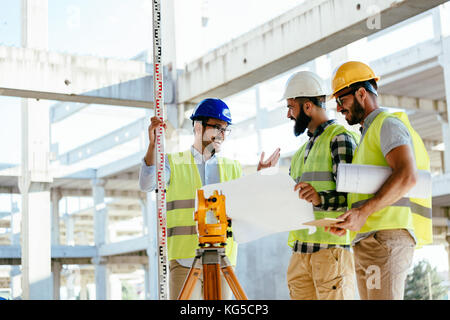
[177,0,447,103]
[97,236,148,257]
[0,244,148,265]
[378,94,447,113]
[52,245,97,259]
[58,118,146,165]
[372,39,443,85]
[0,46,175,107]
[433,172,450,198]
[231,94,446,138]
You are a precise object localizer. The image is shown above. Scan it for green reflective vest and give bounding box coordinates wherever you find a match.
[348,111,432,247]
[288,123,360,247]
[166,150,242,265]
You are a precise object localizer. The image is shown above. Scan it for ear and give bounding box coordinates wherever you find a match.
[193,121,203,136]
[355,87,367,103]
[303,101,313,116]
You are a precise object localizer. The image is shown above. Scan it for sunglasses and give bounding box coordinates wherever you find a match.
[335,88,358,106]
[336,83,378,106]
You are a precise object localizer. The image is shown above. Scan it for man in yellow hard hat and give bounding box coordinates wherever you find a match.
[282,71,359,300]
[328,61,432,300]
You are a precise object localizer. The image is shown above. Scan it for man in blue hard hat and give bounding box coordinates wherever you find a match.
[139,98,280,300]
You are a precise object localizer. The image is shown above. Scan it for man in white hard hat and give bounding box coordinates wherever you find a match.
[282,71,359,300]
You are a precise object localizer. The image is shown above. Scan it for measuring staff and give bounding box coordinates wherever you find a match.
[151,0,168,300]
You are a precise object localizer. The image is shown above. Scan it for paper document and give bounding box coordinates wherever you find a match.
[336,164,431,198]
[199,168,316,243]
[303,218,344,227]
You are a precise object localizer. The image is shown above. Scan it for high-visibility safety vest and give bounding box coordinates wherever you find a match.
[288,123,360,247]
[348,111,432,247]
[166,150,242,265]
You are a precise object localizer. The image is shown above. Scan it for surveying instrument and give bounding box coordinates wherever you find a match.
[178,190,248,300]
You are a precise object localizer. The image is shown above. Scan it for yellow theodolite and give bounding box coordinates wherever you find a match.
[178,189,247,300]
[194,189,231,247]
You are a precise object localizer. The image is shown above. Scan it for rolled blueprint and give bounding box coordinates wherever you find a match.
[336,164,431,198]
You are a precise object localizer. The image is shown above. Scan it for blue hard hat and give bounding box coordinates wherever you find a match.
[190,98,232,124]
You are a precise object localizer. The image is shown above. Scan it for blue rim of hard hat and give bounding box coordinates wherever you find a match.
[190,98,232,124]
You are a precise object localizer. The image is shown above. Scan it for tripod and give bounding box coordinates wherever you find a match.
[178,246,247,300]
[177,190,248,300]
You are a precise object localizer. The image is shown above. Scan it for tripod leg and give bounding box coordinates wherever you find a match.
[221,266,248,300]
[178,257,202,300]
[203,264,222,300]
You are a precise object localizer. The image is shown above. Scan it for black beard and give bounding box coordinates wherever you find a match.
[347,98,365,125]
[293,106,312,137]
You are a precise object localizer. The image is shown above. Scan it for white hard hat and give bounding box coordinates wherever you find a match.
[280,71,328,101]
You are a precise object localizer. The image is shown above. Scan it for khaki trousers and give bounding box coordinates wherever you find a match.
[286,247,356,300]
[353,229,415,300]
[169,259,233,300]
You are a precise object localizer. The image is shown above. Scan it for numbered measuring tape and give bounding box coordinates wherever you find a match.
[152,0,168,300]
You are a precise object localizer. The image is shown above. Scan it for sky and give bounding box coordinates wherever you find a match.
[0,0,449,275]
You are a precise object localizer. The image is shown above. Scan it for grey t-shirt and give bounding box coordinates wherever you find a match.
[352,108,417,245]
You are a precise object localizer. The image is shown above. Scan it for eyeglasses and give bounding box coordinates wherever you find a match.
[203,123,231,136]
[336,83,378,106]
[335,89,357,107]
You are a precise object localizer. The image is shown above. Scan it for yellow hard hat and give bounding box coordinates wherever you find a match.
[331,61,380,97]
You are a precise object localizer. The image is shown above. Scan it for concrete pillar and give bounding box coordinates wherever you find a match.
[9,266,21,300]
[441,37,450,173]
[50,189,61,300]
[19,0,52,299]
[51,189,61,246]
[64,214,74,246]
[66,271,75,300]
[91,178,110,300]
[140,197,148,236]
[9,198,21,299]
[79,277,88,300]
[52,262,61,300]
[145,191,158,300]
[432,7,443,41]
[255,85,263,155]
[110,274,122,300]
[446,233,450,284]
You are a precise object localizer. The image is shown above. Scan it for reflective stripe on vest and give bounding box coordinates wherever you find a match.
[166,150,242,264]
[288,123,360,246]
[351,197,431,219]
[348,111,432,247]
[297,171,334,182]
[167,199,195,211]
[168,225,197,237]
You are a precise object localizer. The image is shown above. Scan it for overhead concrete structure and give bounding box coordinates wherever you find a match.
[177,0,448,104]
[0,0,449,300]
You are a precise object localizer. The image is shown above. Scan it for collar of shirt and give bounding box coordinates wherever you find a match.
[191,145,217,164]
[360,107,386,135]
[307,119,336,139]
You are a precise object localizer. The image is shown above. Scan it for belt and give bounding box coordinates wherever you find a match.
[293,241,351,254]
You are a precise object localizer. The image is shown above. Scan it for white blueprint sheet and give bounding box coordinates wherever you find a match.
[336,164,431,198]
[199,168,315,243]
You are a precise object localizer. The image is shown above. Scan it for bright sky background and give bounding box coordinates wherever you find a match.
[0,0,450,276]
